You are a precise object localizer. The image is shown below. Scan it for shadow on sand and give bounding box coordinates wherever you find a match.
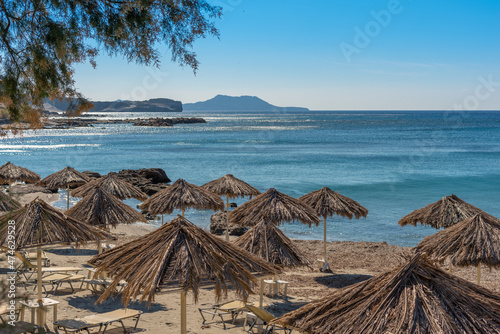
[314,273,372,289]
[66,294,167,313]
[47,248,98,256]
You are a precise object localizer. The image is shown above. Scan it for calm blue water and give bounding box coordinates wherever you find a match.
[1,110,499,247]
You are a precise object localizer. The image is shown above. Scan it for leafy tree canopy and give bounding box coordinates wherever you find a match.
[0,0,221,132]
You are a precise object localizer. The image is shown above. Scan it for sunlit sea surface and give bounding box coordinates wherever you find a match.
[1,110,499,247]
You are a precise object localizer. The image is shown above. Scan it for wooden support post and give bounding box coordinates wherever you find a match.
[180,289,187,334]
[66,184,70,210]
[477,264,481,285]
[259,278,264,307]
[37,247,43,326]
[225,195,230,241]
[323,216,327,261]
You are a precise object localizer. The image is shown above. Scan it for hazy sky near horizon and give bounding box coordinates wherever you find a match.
[73,0,500,110]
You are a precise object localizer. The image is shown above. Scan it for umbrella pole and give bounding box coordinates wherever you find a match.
[259,278,264,307]
[264,225,269,262]
[66,184,70,210]
[323,216,327,261]
[182,209,185,217]
[225,195,230,242]
[162,215,164,225]
[477,264,481,285]
[180,289,187,334]
[37,246,43,326]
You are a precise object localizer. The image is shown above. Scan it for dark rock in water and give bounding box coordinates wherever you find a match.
[9,184,55,195]
[132,117,206,127]
[117,168,171,196]
[81,171,101,180]
[210,212,248,236]
[143,211,159,220]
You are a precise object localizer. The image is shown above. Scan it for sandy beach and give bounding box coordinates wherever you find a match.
[1,192,499,333]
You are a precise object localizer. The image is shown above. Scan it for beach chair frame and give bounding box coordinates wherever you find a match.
[245,305,292,334]
[198,300,252,330]
[53,309,143,334]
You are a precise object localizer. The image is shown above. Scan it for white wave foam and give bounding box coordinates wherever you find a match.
[0,144,101,150]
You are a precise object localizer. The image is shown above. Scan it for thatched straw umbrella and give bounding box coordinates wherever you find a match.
[415,211,500,285]
[0,191,21,212]
[139,179,224,222]
[230,188,319,300]
[0,162,40,191]
[88,215,279,334]
[299,187,367,267]
[201,174,260,241]
[229,188,320,228]
[0,198,111,326]
[398,194,483,229]
[271,253,500,333]
[66,186,147,230]
[39,166,89,209]
[233,219,311,268]
[71,172,148,201]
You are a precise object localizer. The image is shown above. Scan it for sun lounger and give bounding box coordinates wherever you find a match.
[80,278,128,294]
[37,273,86,296]
[199,300,253,329]
[53,309,143,334]
[24,251,50,267]
[245,305,292,334]
[1,305,40,333]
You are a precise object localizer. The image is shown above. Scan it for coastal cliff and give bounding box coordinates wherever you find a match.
[46,98,183,113]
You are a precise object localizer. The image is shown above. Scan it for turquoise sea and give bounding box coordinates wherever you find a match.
[1,110,499,247]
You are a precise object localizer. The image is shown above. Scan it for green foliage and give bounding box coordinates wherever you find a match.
[0,0,221,128]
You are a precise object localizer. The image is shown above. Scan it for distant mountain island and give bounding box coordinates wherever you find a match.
[183,95,309,111]
[45,98,183,113]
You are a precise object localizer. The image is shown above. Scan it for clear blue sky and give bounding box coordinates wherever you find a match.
[73,0,500,110]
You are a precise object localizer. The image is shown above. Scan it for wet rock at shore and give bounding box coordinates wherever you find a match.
[210,211,248,236]
[117,168,171,196]
[9,184,56,195]
[81,171,102,180]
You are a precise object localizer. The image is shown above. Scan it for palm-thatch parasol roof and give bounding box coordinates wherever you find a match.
[233,219,311,268]
[39,166,89,189]
[139,179,224,216]
[299,186,368,265]
[415,212,500,268]
[299,187,368,219]
[0,198,112,249]
[66,186,147,229]
[201,174,261,241]
[88,215,280,306]
[271,253,500,333]
[0,198,112,325]
[229,188,320,227]
[40,166,91,209]
[0,191,21,212]
[398,194,483,229]
[201,174,260,199]
[0,162,40,185]
[71,172,148,201]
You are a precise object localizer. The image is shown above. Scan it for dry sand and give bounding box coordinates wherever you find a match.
[1,192,499,333]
